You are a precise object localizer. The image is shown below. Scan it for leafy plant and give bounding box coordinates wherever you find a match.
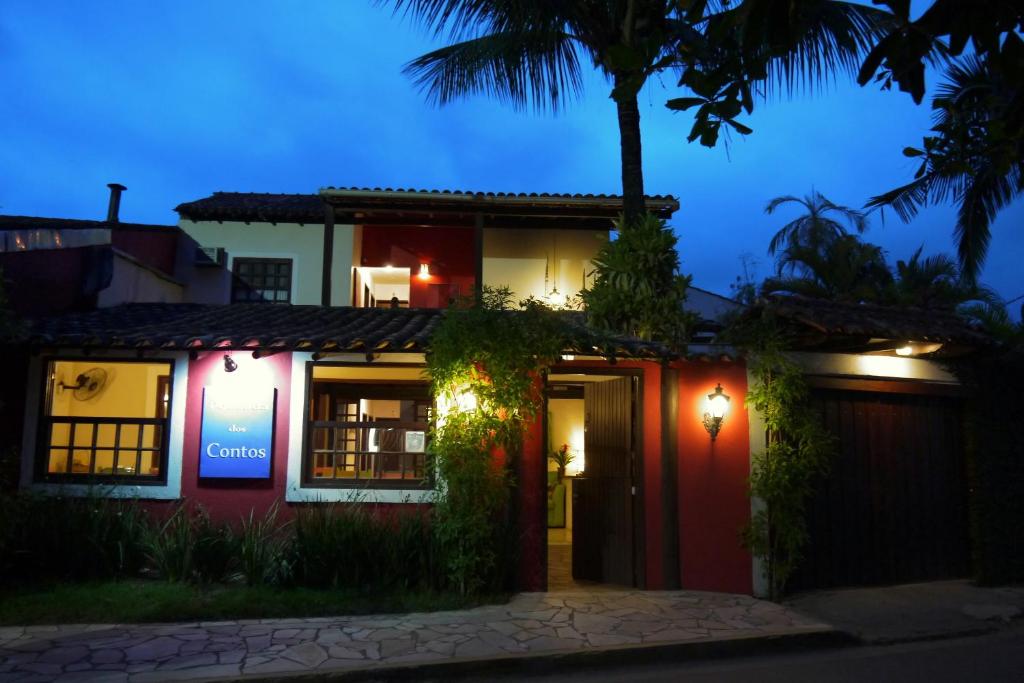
[427,287,566,594]
[239,502,290,587]
[725,311,835,600]
[190,508,237,584]
[146,504,196,583]
[548,444,574,481]
[581,213,697,345]
[289,500,437,591]
[0,489,151,583]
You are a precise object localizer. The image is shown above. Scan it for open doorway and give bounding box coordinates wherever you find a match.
[545,371,641,590]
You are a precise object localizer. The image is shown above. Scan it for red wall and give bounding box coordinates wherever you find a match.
[179,351,291,522]
[517,415,546,591]
[112,227,178,278]
[676,361,752,594]
[361,225,476,307]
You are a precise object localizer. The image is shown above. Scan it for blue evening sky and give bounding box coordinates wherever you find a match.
[2,1,1021,308]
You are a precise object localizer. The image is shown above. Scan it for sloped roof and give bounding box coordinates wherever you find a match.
[0,215,177,231]
[762,295,993,349]
[174,193,325,223]
[25,303,680,359]
[175,187,679,224]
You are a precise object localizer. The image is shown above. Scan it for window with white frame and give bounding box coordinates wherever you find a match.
[39,359,172,483]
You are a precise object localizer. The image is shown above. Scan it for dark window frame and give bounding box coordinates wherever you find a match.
[301,362,433,490]
[231,257,293,304]
[35,357,174,486]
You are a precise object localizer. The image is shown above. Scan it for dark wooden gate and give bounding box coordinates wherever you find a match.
[572,377,636,586]
[790,388,970,591]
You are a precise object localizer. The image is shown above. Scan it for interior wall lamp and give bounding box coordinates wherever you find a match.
[223,354,238,373]
[702,383,730,441]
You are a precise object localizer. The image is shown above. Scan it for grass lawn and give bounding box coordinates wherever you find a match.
[0,580,506,626]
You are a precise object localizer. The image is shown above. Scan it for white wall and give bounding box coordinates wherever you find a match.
[178,220,355,305]
[97,251,184,307]
[483,228,606,304]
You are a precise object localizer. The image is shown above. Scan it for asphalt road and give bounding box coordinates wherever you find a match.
[453,624,1024,683]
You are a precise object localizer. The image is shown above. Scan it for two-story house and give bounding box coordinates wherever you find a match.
[16,186,989,596]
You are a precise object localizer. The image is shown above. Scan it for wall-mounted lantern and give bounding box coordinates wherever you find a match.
[223,354,238,373]
[418,263,431,280]
[702,383,730,441]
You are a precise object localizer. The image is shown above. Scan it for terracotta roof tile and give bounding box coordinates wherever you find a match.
[763,295,992,347]
[175,188,679,223]
[26,303,675,358]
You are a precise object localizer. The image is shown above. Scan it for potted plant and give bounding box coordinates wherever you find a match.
[549,443,575,482]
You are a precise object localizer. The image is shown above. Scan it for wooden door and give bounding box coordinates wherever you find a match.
[572,377,636,586]
[790,389,969,591]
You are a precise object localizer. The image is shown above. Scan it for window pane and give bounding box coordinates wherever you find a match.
[50,423,70,447]
[73,423,94,447]
[94,450,115,475]
[48,449,69,473]
[96,423,117,449]
[72,449,92,473]
[119,424,140,448]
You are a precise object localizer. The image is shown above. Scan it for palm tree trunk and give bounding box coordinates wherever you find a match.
[614,74,645,228]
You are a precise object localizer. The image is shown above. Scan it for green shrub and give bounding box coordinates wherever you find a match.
[191,508,237,583]
[239,503,291,587]
[0,490,151,583]
[146,504,238,583]
[146,504,195,582]
[289,501,437,591]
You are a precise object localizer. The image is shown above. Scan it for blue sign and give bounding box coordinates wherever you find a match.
[199,385,276,479]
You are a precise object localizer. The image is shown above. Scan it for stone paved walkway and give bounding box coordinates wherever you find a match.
[0,590,830,682]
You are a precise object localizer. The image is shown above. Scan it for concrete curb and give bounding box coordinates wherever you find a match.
[213,627,854,682]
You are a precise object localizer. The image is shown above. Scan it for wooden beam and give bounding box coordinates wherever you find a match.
[322,203,335,306]
[660,366,681,589]
[806,375,964,397]
[474,212,484,303]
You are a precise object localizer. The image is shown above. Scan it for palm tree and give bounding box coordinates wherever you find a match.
[867,55,1023,282]
[762,233,892,303]
[960,300,1024,347]
[765,190,868,256]
[889,246,1000,311]
[384,1,891,226]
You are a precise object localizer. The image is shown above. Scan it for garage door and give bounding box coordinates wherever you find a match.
[790,388,970,591]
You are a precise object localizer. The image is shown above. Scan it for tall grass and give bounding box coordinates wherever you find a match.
[290,502,437,591]
[239,502,290,586]
[0,489,150,582]
[0,493,444,594]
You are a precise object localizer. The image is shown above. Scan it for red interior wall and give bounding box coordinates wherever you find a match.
[677,361,752,594]
[360,225,476,306]
[179,351,291,522]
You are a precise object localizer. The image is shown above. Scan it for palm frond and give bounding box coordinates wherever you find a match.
[954,163,1019,282]
[758,1,896,98]
[403,29,585,112]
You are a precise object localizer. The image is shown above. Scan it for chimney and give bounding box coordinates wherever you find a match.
[106,183,127,223]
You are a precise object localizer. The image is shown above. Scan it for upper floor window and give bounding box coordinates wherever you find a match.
[232,257,292,303]
[39,359,172,483]
[303,364,430,488]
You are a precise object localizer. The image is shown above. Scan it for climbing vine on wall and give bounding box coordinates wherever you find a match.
[426,288,566,594]
[726,310,835,600]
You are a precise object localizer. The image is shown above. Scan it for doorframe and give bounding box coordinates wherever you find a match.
[541,366,646,589]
